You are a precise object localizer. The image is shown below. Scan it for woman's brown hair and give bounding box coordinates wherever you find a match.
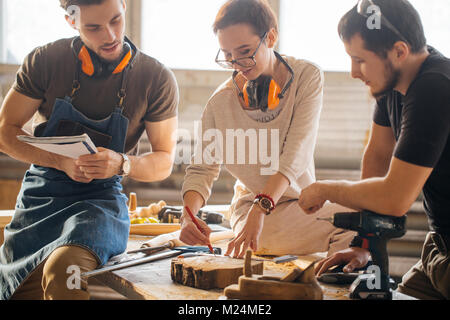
[213,0,278,37]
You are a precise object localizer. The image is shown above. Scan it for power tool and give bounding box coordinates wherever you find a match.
[158,206,224,224]
[318,210,407,300]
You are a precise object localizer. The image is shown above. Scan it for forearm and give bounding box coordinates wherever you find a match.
[0,123,63,169]
[180,190,205,225]
[361,149,391,180]
[319,178,405,216]
[259,172,290,204]
[128,150,174,182]
[183,190,205,210]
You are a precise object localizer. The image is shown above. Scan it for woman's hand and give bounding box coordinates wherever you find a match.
[75,147,123,180]
[225,204,265,258]
[179,210,212,246]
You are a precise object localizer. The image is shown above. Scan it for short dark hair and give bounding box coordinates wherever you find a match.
[338,0,427,58]
[213,0,278,37]
[59,0,107,10]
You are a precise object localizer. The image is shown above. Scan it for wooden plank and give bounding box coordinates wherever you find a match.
[94,237,224,300]
[96,257,224,300]
[0,180,21,210]
[92,238,354,300]
[0,210,14,228]
[0,227,4,247]
[129,223,180,236]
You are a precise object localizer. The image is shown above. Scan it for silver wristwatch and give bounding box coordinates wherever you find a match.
[119,153,131,176]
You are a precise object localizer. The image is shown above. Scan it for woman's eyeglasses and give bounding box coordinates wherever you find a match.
[215,32,268,69]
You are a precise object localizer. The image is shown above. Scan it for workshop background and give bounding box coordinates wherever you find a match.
[1,0,449,298]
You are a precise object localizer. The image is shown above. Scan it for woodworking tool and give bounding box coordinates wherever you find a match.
[251,254,299,264]
[158,206,224,224]
[81,246,221,278]
[317,272,361,285]
[317,262,373,285]
[185,206,215,255]
[126,240,176,255]
[318,210,406,300]
[177,252,298,264]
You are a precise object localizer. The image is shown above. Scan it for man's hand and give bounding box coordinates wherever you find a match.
[225,204,265,259]
[179,211,212,246]
[298,182,327,214]
[57,156,93,184]
[75,147,123,180]
[315,247,371,276]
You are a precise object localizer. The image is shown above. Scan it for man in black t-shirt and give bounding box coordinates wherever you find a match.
[297,0,449,299]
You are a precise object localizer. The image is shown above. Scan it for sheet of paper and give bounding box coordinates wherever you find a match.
[23,141,95,159]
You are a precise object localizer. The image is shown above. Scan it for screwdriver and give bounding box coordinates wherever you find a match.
[184,206,215,255]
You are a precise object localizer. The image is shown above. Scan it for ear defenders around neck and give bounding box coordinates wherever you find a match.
[243,75,282,111]
[72,37,133,77]
[233,51,294,112]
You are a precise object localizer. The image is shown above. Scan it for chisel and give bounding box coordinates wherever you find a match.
[81,249,183,278]
[126,240,176,255]
[82,246,221,278]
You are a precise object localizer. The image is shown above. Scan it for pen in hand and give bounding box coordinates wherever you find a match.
[184,206,214,255]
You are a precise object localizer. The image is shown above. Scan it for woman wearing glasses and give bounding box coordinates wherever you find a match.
[179,0,355,258]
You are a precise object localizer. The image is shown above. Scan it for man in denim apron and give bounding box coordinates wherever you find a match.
[0,0,178,300]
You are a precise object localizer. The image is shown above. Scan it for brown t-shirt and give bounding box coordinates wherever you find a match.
[13,37,179,154]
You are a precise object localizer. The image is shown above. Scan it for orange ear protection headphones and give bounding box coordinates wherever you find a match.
[71,37,133,77]
[233,51,294,112]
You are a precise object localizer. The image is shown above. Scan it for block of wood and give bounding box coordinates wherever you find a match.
[171,255,263,290]
[223,275,323,300]
[223,250,323,300]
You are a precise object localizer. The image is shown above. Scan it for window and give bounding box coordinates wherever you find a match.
[0,0,77,64]
[141,0,225,70]
[279,0,450,72]
[409,0,450,56]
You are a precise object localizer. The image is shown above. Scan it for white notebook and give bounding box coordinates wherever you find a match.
[17,133,98,159]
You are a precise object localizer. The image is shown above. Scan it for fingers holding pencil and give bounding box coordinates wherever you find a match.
[179,206,212,247]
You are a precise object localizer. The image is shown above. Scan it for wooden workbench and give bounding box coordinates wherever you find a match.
[0,210,14,246]
[0,210,416,300]
[93,235,352,300]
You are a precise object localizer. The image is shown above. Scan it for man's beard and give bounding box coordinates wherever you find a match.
[371,60,401,99]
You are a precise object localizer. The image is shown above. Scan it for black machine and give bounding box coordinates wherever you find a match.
[319,210,407,300]
[158,206,224,225]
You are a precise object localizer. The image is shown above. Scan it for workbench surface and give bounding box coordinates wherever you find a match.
[94,236,352,300]
[0,210,416,300]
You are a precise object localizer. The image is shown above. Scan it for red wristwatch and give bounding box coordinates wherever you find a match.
[254,194,275,215]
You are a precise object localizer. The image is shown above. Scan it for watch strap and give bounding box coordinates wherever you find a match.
[119,153,130,176]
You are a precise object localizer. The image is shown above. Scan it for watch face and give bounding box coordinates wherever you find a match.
[260,198,272,210]
[123,160,131,174]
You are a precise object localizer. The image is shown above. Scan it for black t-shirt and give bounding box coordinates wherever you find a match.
[374,47,450,236]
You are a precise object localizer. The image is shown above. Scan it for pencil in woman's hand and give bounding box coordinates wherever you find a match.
[184,206,214,254]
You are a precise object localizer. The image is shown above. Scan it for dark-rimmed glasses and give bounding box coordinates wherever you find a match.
[357,0,408,44]
[215,32,268,69]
